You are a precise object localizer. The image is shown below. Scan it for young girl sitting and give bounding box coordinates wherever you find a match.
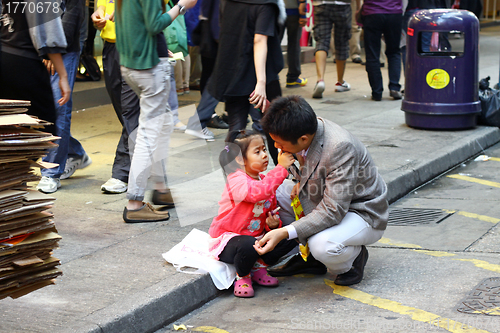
[209,130,297,298]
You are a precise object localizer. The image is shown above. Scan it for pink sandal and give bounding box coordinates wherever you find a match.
[252,268,279,287]
[233,277,254,298]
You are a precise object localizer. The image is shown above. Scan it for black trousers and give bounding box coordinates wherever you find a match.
[224,79,282,164]
[102,42,140,183]
[0,52,56,135]
[219,235,297,277]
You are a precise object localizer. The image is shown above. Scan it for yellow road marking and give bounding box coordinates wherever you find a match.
[379,238,500,272]
[193,327,230,333]
[444,209,499,223]
[447,174,500,188]
[324,281,492,333]
[457,211,500,223]
[454,259,500,273]
[489,157,500,162]
[413,250,456,257]
[470,307,500,315]
[376,237,422,248]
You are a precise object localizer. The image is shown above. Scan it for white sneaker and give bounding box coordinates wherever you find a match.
[37,176,61,193]
[101,178,128,194]
[312,81,325,99]
[185,127,215,141]
[61,153,92,180]
[335,81,351,92]
[174,122,187,131]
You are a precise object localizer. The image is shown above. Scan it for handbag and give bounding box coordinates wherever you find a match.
[79,54,101,81]
[162,228,237,290]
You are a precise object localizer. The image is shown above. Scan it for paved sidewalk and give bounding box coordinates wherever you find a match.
[1,27,500,333]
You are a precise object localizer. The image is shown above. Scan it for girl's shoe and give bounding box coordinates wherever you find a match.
[233,277,254,298]
[251,268,279,287]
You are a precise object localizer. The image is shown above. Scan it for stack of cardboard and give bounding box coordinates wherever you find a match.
[0,99,62,299]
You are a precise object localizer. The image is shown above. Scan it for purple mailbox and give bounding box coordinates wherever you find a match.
[402,9,480,129]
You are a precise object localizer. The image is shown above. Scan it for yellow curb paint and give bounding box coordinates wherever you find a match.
[454,259,500,273]
[193,327,230,333]
[324,280,492,333]
[377,237,422,248]
[413,250,456,257]
[447,174,500,188]
[457,211,500,224]
[443,209,499,223]
[471,307,500,316]
[489,157,500,162]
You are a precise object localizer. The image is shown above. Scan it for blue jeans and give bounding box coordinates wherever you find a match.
[363,14,402,98]
[42,51,86,178]
[186,88,219,130]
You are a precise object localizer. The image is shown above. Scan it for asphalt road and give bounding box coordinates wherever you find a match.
[156,142,500,333]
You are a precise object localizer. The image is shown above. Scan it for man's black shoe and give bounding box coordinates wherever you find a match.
[207,114,229,129]
[334,245,369,286]
[267,253,327,277]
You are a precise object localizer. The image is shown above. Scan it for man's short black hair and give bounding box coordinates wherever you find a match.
[261,95,317,144]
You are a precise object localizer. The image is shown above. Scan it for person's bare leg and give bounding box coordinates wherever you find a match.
[336,59,346,83]
[335,59,350,92]
[315,50,328,81]
[312,50,328,98]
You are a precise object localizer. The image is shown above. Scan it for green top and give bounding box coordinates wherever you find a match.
[115,0,173,70]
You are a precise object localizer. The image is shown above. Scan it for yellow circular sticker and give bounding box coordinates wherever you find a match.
[426,69,450,89]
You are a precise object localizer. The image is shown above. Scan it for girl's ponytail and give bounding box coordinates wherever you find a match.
[219,142,242,180]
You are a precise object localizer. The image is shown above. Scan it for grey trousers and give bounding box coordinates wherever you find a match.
[276,179,384,274]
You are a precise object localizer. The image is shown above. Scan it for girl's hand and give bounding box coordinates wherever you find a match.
[249,81,267,112]
[290,182,300,199]
[278,151,295,169]
[266,212,280,229]
[168,50,174,58]
[58,77,71,106]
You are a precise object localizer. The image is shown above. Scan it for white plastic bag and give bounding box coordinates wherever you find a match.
[162,228,236,290]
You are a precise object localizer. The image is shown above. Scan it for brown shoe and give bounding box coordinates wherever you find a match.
[152,189,175,208]
[123,202,170,223]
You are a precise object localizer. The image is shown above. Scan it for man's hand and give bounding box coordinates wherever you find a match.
[299,2,306,16]
[91,8,107,30]
[253,228,289,255]
[42,59,55,75]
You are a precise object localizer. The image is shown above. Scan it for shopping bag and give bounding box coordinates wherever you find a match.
[162,228,236,290]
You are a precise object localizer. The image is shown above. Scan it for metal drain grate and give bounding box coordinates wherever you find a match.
[387,208,453,226]
[456,277,500,316]
[321,100,346,105]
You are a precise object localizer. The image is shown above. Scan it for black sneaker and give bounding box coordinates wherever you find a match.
[207,114,229,129]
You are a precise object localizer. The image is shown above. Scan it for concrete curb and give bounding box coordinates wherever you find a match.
[386,127,500,203]
[69,128,500,333]
[55,275,219,333]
